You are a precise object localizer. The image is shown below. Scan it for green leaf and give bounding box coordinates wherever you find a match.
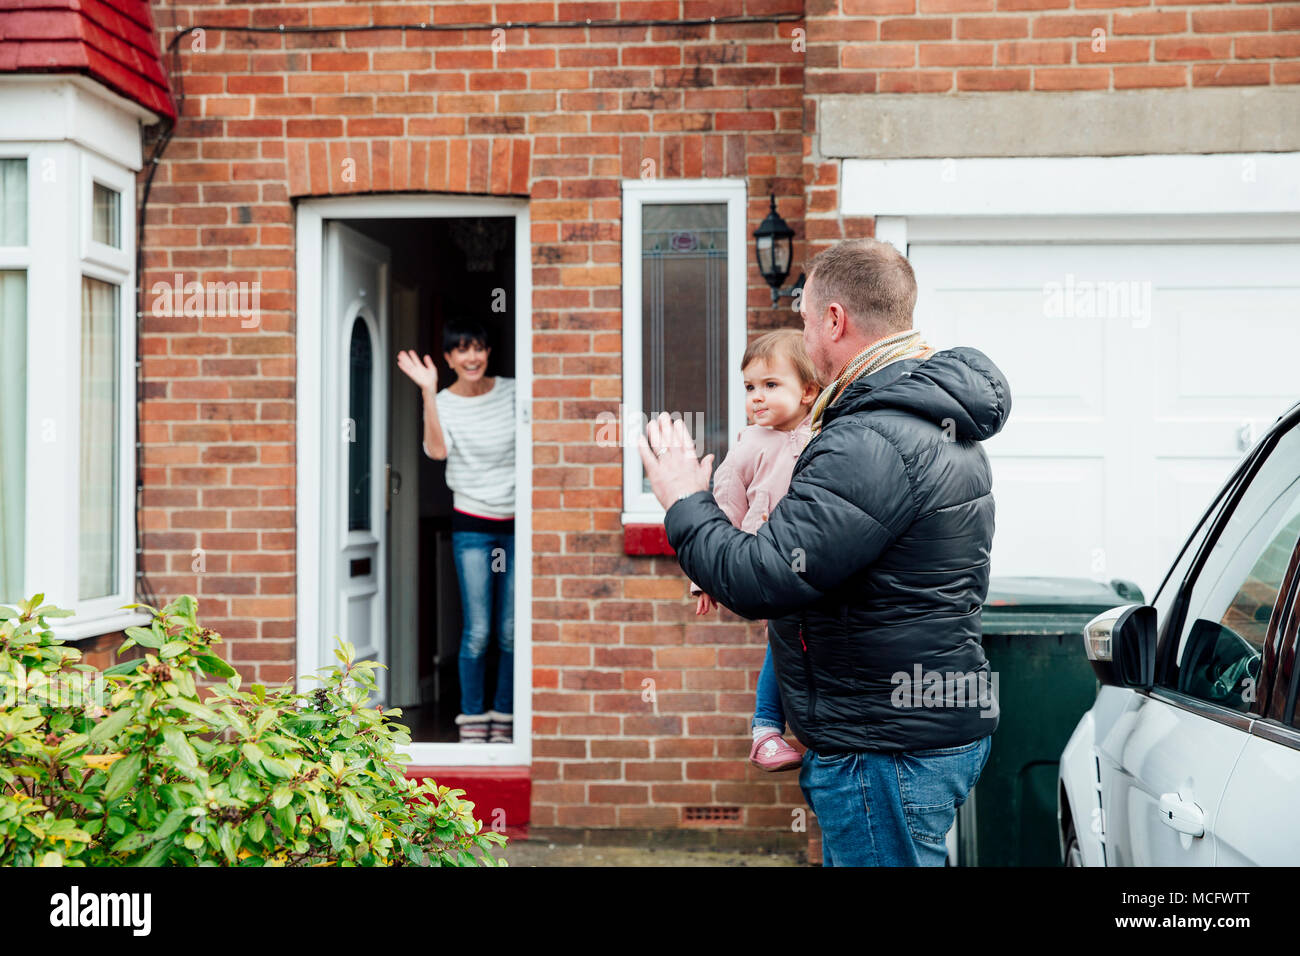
[217,824,237,865]
[136,837,174,867]
[172,595,198,623]
[88,707,133,745]
[253,708,276,736]
[159,641,190,659]
[151,807,189,843]
[271,787,293,810]
[260,756,292,779]
[111,830,150,853]
[162,727,198,772]
[125,625,164,650]
[195,654,235,679]
[168,698,220,723]
[240,742,265,767]
[341,789,367,826]
[247,814,266,843]
[183,832,204,851]
[171,668,196,700]
[103,752,143,802]
[102,658,146,677]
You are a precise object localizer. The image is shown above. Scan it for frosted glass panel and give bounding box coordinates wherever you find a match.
[640,202,728,494]
[0,160,25,246]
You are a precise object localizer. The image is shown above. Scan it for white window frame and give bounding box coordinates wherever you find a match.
[0,77,156,640]
[620,178,748,525]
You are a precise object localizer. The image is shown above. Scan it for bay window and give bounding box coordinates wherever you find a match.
[1,78,149,639]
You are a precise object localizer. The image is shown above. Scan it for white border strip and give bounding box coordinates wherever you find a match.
[842,153,1300,219]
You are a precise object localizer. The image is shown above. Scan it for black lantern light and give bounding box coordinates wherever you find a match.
[753,194,803,307]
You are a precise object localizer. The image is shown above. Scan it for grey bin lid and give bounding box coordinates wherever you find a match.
[981,576,1145,636]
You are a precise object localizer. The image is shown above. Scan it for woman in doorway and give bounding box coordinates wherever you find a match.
[397,317,515,744]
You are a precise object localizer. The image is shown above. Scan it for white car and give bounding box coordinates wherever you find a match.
[1059,401,1300,866]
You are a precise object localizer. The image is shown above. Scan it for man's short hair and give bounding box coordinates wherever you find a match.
[806,238,917,336]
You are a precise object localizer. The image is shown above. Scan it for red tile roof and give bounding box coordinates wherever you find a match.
[0,0,176,121]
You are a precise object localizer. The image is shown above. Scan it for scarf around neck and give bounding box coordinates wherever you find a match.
[809,330,931,436]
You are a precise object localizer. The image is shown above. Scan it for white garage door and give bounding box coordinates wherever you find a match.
[910,242,1300,600]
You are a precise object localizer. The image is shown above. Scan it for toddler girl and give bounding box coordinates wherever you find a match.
[688,329,820,772]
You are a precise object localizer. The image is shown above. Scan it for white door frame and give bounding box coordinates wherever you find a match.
[296,194,532,769]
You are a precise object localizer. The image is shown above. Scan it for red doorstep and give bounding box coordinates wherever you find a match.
[404,766,531,837]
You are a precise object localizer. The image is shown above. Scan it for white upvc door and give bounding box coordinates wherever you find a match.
[323,222,391,702]
[910,241,1300,600]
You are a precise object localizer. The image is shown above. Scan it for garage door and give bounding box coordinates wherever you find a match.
[910,242,1300,600]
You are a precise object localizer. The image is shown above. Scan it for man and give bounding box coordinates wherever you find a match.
[638,237,1012,866]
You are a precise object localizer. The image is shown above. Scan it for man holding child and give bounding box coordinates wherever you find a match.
[639,237,1012,866]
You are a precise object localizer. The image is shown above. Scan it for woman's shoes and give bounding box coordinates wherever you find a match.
[487,710,513,743]
[749,730,802,771]
[455,713,490,743]
[454,712,513,742]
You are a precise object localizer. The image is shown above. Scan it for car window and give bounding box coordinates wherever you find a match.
[1160,423,1300,712]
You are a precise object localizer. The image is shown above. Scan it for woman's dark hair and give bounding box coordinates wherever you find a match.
[442,317,491,355]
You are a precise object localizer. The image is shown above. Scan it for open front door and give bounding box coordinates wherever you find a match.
[322,222,391,702]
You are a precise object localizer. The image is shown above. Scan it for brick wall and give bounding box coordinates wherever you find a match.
[805,0,1300,93]
[141,0,810,832]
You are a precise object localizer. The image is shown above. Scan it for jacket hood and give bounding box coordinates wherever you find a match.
[823,346,1011,441]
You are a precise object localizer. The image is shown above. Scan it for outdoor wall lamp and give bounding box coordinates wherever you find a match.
[753,194,803,307]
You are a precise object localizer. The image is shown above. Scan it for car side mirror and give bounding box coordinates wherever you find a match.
[1082,604,1156,689]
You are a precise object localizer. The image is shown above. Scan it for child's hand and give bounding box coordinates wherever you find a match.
[695,593,717,615]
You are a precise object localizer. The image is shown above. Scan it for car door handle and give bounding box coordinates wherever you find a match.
[1157,793,1205,837]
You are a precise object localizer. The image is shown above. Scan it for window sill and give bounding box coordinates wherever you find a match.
[623,516,675,556]
[49,608,151,643]
[621,511,666,526]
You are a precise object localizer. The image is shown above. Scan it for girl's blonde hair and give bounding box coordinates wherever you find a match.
[742,328,819,392]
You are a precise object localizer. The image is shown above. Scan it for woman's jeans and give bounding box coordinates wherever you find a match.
[451,529,514,716]
[752,643,786,733]
[800,735,992,867]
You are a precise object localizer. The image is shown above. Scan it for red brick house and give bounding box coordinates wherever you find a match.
[2,0,1297,847]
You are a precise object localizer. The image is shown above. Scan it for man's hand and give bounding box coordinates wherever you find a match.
[695,592,717,616]
[636,411,715,511]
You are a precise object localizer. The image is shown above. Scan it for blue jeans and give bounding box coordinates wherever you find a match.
[752,643,786,733]
[451,529,514,716]
[800,735,991,867]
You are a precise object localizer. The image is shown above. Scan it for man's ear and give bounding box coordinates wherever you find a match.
[827,302,848,341]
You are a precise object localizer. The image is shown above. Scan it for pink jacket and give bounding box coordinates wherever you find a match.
[687,412,814,596]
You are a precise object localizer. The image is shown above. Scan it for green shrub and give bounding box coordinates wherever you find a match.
[0,593,507,866]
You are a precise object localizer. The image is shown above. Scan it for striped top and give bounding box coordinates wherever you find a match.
[425,376,516,519]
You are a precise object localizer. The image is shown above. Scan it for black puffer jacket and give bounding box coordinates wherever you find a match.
[665,347,1011,754]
